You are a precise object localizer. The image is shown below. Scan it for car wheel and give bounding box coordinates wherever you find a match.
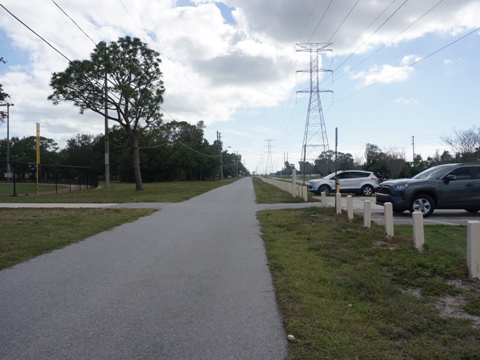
[410,194,435,217]
[318,185,331,196]
[361,185,374,196]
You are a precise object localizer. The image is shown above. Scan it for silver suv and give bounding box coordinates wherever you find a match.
[307,170,379,196]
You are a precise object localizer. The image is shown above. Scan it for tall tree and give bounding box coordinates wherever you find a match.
[442,127,480,162]
[60,133,96,167]
[48,36,165,190]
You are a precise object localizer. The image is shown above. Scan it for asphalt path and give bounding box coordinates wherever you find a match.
[0,178,287,360]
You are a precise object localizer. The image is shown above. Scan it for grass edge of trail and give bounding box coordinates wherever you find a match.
[0,208,156,270]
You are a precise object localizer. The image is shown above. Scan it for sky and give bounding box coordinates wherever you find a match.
[0,0,479,174]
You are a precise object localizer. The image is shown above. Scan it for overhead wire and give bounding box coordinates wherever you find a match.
[307,0,333,42]
[335,26,480,102]
[327,0,360,43]
[51,0,180,125]
[327,0,407,81]
[332,0,444,84]
[0,2,114,108]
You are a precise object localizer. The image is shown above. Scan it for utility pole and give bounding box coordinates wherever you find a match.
[104,62,110,188]
[0,102,13,176]
[296,43,333,183]
[217,131,223,179]
[412,136,415,166]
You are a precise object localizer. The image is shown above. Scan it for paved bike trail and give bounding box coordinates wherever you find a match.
[0,178,287,359]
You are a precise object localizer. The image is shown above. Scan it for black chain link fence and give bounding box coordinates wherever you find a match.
[0,161,98,197]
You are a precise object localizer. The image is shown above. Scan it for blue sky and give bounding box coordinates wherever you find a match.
[1,0,479,174]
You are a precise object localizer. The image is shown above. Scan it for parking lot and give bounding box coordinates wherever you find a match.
[317,195,480,226]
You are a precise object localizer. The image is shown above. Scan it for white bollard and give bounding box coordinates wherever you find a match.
[412,211,425,252]
[347,195,353,220]
[384,202,394,237]
[335,192,342,215]
[303,186,308,202]
[363,200,371,228]
[321,192,326,207]
[467,221,480,279]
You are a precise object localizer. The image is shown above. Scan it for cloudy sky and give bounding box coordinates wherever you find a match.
[0,0,479,174]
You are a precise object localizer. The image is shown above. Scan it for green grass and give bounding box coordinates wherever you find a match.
[0,178,238,269]
[252,177,315,203]
[0,179,238,203]
[0,208,156,270]
[254,179,480,359]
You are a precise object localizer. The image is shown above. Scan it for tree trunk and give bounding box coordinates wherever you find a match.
[130,134,143,190]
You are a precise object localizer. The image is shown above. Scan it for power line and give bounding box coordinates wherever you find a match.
[333,0,444,84]
[332,0,408,75]
[51,0,97,45]
[307,0,333,42]
[327,0,360,43]
[0,4,71,64]
[335,26,480,102]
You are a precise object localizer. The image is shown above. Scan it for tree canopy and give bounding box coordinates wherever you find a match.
[48,36,165,190]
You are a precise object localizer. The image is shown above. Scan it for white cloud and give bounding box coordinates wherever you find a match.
[1,0,480,170]
[351,63,414,86]
[401,55,422,66]
[394,97,419,105]
[443,59,454,66]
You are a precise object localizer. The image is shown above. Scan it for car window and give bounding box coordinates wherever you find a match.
[447,167,472,180]
[347,172,368,178]
[413,165,457,179]
[334,173,347,179]
[474,167,480,179]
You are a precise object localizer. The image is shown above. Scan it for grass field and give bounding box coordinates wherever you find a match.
[0,179,238,269]
[254,181,480,359]
[0,179,237,203]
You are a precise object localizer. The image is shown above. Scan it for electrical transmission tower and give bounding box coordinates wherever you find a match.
[296,43,333,179]
[265,139,274,175]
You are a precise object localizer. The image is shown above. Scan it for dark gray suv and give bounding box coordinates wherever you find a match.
[376,163,480,217]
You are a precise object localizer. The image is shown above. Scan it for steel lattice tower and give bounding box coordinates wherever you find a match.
[296,43,332,177]
[265,139,274,175]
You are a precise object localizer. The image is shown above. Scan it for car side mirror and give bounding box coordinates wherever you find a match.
[444,174,456,182]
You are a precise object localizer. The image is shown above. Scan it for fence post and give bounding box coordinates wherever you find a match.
[347,195,353,220]
[335,193,342,214]
[384,202,394,237]
[303,186,308,201]
[363,200,371,228]
[13,161,16,197]
[467,221,480,279]
[412,211,425,252]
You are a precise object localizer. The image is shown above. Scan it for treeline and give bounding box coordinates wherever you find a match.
[284,127,480,179]
[0,120,248,182]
